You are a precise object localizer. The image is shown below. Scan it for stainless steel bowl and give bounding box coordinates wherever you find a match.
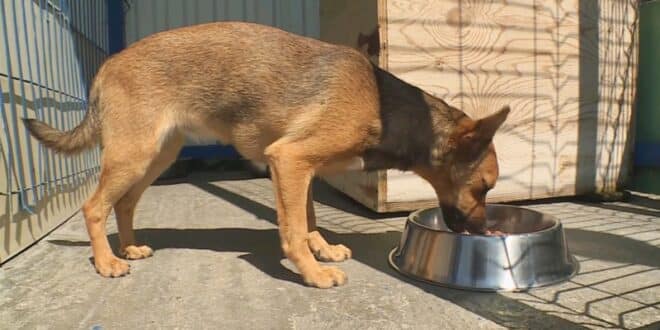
[389,205,578,292]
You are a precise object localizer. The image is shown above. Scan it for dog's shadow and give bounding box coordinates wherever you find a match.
[48,177,660,284]
[50,226,403,286]
[48,178,404,286]
[46,177,660,329]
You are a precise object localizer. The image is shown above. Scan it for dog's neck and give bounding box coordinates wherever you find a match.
[362,65,467,171]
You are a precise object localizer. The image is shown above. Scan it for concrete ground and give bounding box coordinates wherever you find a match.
[1,171,658,329]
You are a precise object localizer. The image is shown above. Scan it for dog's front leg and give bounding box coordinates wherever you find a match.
[306,185,352,262]
[266,143,347,288]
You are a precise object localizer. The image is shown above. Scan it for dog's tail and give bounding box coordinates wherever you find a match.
[23,93,100,155]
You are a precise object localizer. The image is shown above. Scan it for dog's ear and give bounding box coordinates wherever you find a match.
[455,106,510,160]
[470,105,510,142]
[431,106,510,166]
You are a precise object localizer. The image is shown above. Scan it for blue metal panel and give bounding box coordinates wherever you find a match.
[0,0,108,209]
[1,0,33,211]
[634,143,660,168]
[107,0,125,55]
[178,145,241,160]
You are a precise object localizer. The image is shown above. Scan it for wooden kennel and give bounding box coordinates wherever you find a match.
[319,0,639,212]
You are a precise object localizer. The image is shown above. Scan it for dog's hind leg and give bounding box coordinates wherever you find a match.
[306,185,352,262]
[83,129,169,277]
[113,133,184,260]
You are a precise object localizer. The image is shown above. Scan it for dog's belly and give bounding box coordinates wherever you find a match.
[183,111,367,171]
[318,157,365,175]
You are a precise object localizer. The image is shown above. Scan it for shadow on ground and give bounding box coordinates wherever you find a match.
[49,169,660,329]
[48,174,615,329]
[564,228,659,268]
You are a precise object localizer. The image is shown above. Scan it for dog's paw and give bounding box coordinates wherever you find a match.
[302,266,347,289]
[95,256,130,277]
[122,245,154,260]
[312,244,352,262]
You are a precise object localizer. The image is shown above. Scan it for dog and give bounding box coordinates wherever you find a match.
[24,22,509,288]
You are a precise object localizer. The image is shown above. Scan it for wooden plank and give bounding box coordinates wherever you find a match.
[530,0,582,198]
[385,170,434,205]
[323,171,381,212]
[384,0,537,203]
[377,0,388,68]
[378,0,637,209]
[593,0,637,193]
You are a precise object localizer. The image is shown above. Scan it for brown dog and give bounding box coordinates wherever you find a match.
[24,22,509,288]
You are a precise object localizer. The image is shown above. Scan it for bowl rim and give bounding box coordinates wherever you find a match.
[408,204,561,238]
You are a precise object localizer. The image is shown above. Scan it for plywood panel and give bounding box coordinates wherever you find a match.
[385,170,434,204]
[385,0,536,202]
[323,171,381,212]
[593,0,638,193]
[533,0,584,198]
[322,0,637,212]
[379,0,637,208]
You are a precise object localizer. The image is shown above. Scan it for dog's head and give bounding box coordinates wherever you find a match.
[414,106,510,234]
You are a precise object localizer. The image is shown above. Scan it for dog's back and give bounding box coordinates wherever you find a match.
[116,21,361,109]
[26,22,378,161]
[91,22,378,160]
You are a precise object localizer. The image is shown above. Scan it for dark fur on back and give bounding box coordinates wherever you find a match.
[363,65,466,171]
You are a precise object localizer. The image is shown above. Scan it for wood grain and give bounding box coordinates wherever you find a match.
[380,0,637,210]
[322,171,381,212]
[320,0,638,212]
[593,0,638,193]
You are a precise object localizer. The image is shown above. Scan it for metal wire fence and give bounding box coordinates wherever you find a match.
[0,0,108,214]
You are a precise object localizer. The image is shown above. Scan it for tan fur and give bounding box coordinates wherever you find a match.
[22,113,98,154]
[24,22,508,288]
